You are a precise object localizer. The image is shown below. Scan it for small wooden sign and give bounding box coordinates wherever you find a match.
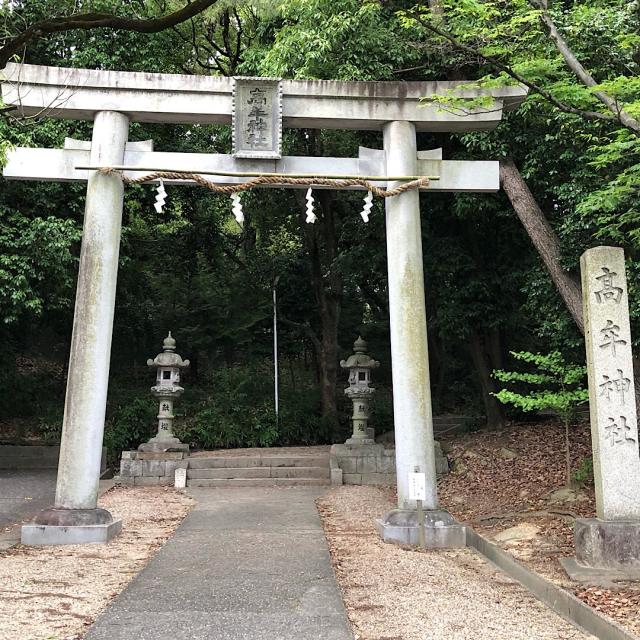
[232,77,282,159]
[408,472,426,501]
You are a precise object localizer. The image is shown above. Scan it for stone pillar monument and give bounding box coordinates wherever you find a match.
[341,337,379,445]
[375,121,464,548]
[21,111,129,545]
[562,246,640,579]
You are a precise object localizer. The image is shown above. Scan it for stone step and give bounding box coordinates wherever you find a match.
[187,466,330,480]
[188,455,329,470]
[186,477,330,488]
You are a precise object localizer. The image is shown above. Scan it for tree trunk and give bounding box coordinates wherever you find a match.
[500,158,584,333]
[294,179,342,437]
[502,158,640,424]
[468,329,507,430]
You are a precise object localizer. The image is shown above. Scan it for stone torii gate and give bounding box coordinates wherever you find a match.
[1,63,526,545]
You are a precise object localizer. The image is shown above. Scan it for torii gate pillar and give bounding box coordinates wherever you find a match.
[22,111,129,545]
[376,121,465,547]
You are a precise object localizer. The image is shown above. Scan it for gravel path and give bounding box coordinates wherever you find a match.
[318,486,595,640]
[0,486,193,640]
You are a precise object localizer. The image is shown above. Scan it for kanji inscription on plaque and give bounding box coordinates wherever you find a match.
[232,77,282,159]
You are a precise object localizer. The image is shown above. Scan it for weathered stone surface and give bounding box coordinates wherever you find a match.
[164,460,187,478]
[337,457,357,473]
[122,459,142,477]
[356,456,379,474]
[330,467,343,486]
[21,520,122,545]
[137,452,185,461]
[331,440,447,486]
[53,111,129,517]
[376,509,466,548]
[2,63,527,132]
[377,455,396,473]
[138,441,189,454]
[434,441,449,474]
[361,473,396,485]
[494,523,540,544]
[33,507,113,526]
[142,461,166,477]
[581,246,640,520]
[121,451,136,460]
[574,518,640,571]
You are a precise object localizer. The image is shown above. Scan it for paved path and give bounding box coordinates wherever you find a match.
[0,470,56,531]
[85,487,353,640]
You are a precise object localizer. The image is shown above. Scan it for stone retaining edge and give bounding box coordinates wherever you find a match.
[466,528,635,640]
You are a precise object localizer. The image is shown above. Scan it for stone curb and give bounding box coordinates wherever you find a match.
[466,528,636,640]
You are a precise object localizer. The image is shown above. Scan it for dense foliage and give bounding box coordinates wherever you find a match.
[0,0,637,454]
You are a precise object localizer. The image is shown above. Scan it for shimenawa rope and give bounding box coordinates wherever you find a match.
[98,168,429,198]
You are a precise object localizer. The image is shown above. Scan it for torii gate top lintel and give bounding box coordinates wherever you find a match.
[1,63,527,132]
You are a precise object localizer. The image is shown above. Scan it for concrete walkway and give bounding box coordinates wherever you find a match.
[85,487,353,640]
[0,470,56,531]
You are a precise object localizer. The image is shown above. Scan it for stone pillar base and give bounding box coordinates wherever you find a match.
[561,518,640,581]
[21,507,122,545]
[345,436,374,445]
[375,508,466,548]
[138,438,189,454]
[22,520,122,545]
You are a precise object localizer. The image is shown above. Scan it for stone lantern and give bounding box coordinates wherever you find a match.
[139,332,190,453]
[341,336,380,445]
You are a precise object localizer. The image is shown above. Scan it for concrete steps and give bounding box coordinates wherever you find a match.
[187,477,330,488]
[186,454,331,487]
[188,455,328,469]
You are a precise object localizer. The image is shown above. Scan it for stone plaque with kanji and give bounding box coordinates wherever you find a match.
[581,246,640,520]
[232,77,282,159]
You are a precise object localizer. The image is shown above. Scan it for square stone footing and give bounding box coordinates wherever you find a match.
[561,518,640,580]
[560,557,640,582]
[21,519,122,545]
[375,509,466,548]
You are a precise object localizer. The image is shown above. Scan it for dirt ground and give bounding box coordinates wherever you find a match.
[318,485,593,640]
[438,420,640,637]
[0,486,193,640]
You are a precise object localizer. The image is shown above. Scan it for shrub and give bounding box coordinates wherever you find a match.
[103,397,157,458]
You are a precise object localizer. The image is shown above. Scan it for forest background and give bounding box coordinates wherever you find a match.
[0,0,638,459]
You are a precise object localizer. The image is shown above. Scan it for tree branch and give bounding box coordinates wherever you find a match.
[0,0,220,68]
[412,13,620,127]
[529,0,640,134]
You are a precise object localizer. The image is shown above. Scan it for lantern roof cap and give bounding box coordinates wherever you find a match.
[163,331,176,351]
[147,332,190,368]
[340,336,380,370]
[353,335,367,353]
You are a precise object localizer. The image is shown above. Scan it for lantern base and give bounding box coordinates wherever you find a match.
[345,435,375,445]
[138,436,189,454]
